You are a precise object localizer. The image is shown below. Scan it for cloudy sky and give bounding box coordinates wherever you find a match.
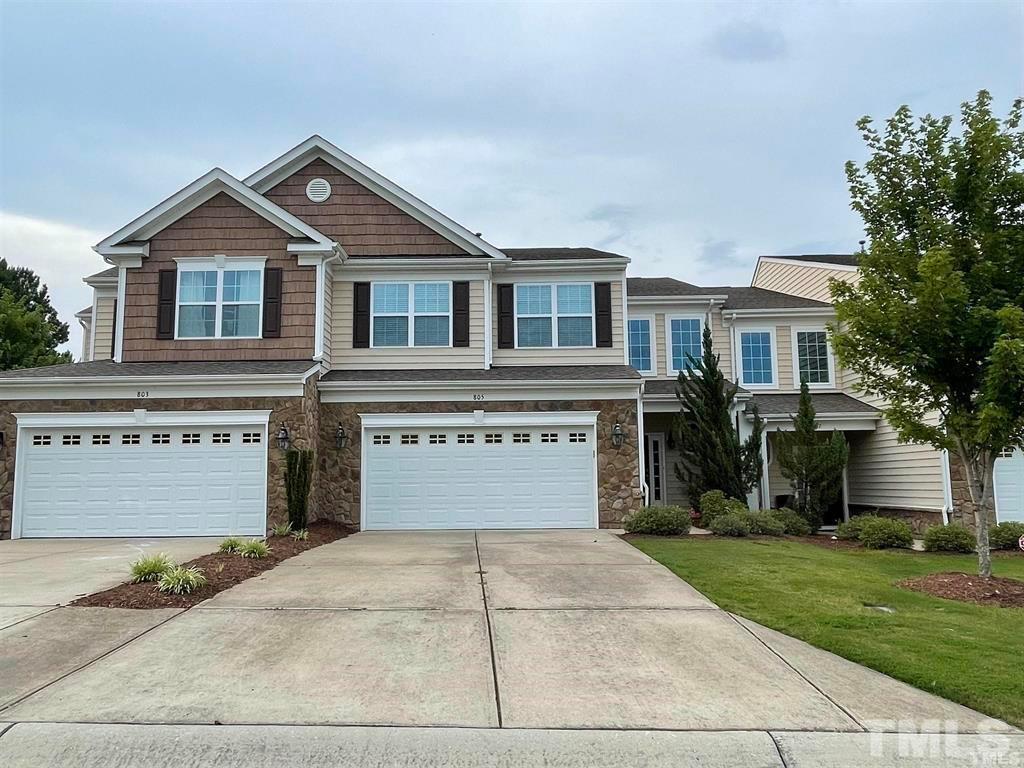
[0,1,1019,357]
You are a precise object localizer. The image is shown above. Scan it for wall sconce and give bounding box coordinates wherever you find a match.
[611,422,625,448]
[276,424,291,452]
[335,424,349,449]
[0,431,5,451]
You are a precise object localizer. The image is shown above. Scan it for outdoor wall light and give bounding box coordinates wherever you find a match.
[335,424,349,449]
[0,431,5,451]
[276,424,291,452]
[611,422,625,448]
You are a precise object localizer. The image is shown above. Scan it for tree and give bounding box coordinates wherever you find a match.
[0,259,72,370]
[673,324,765,505]
[832,91,1024,577]
[774,380,849,529]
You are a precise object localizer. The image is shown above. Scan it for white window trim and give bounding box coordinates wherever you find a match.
[369,281,454,349]
[736,326,779,389]
[665,313,706,377]
[513,282,596,349]
[174,257,265,341]
[627,315,657,376]
[790,326,836,390]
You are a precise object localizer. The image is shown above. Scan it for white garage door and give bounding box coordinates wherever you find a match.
[363,424,597,529]
[16,423,267,538]
[995,448,1024,523]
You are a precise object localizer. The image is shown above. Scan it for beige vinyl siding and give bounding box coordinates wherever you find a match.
[330,279,484,370]
[321,271,334,368]
[79,316,93,362]
[753,261,859,303]
[492,280,624,366]
[92,292,117,361]
[776,325,793,390]
[642,308,733,381]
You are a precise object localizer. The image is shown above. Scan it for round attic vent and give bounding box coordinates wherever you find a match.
[305,178,332,203]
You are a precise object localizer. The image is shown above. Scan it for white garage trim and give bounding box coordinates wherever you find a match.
[319,380,641,404]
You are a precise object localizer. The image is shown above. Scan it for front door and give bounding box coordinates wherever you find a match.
[645,432,667,505]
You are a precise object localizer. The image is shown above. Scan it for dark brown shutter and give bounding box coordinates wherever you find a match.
[497,283,514,349]
[110,298,118,357]
[353,282,371,348]
[262,267,283,338]
[452,281,470,347]
[595,282,613,348]
[156,269,176,339]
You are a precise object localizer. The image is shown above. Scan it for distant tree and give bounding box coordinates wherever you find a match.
[673,324,765,506]
[0,259,72,370]
[774,381,849,529]
[832,91,1024,577]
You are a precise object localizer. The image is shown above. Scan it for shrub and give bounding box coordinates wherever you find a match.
[285,448,314,530]
[990,521,1024,551]
[923,524,975,553]
[218,537,244,554]
[746,511,786,536]
[156,566,208,595]
[271,522,293,537]
[698,490,728,525]
[770,507,813,536]
[291,528,309,541]
[129,553,175,583]
[623,506,691,536]
[709,512,751,537]
[836,514,878,541]
[238,539,270,559]
[858,517,914,549]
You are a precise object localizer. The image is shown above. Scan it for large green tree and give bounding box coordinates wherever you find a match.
[673,324,765,505]
[832,91,1024,577]
[0,259,73,370]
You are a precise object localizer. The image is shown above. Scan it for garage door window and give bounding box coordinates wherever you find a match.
[32,435,51,446]
[122,434,141,445]
[151,433,171,445]
[457,433,475,444]
[61,434,81,446]
[92,434,111,445]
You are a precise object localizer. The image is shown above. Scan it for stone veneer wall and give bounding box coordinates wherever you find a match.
[315,399,642,529]
[846,505,944,535]
[945,451,999,532]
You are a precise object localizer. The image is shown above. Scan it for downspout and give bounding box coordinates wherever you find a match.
[484,262,494,369]
[113,266,127,363]
[637,381,649,507]
[940,449,953,525]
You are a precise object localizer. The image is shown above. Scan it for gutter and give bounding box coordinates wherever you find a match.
[0,367,321,389]
[940,449,953,524]
[317,378,643,392]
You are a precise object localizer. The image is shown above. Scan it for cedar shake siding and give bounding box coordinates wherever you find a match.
[263,158,469,257]
[120,193,316,362]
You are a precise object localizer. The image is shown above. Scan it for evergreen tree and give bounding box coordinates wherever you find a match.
[0,258,72,370]
[774,380,849,529]
[673,324,765,505]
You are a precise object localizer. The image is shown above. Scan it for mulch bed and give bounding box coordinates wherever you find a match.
[898,572,1024,608]
[72,522,351,610]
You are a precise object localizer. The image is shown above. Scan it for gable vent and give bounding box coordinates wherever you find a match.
[305,178,332,203]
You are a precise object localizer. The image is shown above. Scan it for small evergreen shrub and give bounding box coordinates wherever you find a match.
[239,540,270,559]
[858,517,913,549]
[623,506,691,536]
[698,490,728,526]
[218,537,244,554]
[746,511,786,536]
[291,528,309,541]
[836,514,878,541]
[129,553,174,583]
[770,507,813,536]
[923,524,975,553]
[271,522,293,537]
[285,448,314,530]
[989,522,1024,551]
[156,566,208,595]
[709,512,751,537]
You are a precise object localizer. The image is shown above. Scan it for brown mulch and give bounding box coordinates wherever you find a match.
[72,522,351,610]
[898,572,1024,608]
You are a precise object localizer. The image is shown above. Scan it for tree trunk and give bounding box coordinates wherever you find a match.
[957,446,995,578]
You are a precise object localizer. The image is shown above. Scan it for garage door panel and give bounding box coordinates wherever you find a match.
[995,448,1024,523]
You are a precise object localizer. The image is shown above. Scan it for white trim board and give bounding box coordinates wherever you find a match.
[755,256,859,273]
[14,409,272,429]
[358,410,600,429]
[319,379,641,404]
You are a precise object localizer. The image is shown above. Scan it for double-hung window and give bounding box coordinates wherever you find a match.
[515,283,594,348]
[371,282,451,347]
[739,329,776,386]
[628,317,654,373]
[667,316,703,374]
[176,259,263,339]
[793,329,833,386]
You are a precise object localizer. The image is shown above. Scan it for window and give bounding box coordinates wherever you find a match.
[371,282,451,347]
[628,318,653,373]
[484,433,503,444]
[668,317,702,374]
[794,330,831,386]
[62,434,81,446]
[740,330,775,385]
[569,432,587,443]
[151,433,171,445]
[212,433,231,444]
[32,435,51,446]
[429,434,447,445]
[242,432,261,444]
[400,434,419,445]
[515,283,594,348]
[512,433,531,444]
[541,432,559,443]
[91,434,111,446]
[457,433,475,444]
[176,260,263,339]
[122,434,141,446]
[182,433,201,445]
[372,434,391,446]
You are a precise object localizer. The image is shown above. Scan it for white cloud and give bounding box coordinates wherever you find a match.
[0,212,105,360]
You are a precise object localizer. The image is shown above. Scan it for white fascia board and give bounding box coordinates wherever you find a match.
[14,409,272,429]
[0,373,313,401]
[74,308,93,319]
[359,410,600,429]
[723,306,835,321]
[337,261,493,282]
[319,379,641,403]
[83,273,120,288]
[94,168,335,253]
[757,256,859,273]
[627,295,729,306]
[244,135,507,260]
[761,415,879,432]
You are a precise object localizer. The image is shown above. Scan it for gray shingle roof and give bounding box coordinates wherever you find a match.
[321,365,641,383]
[746,393,879,416]
[771,254,860,267]
[642,379,751,397]
[0,360,317,380]
[84,266,118,281]
[501,248,628,261]
[627,278,830,309]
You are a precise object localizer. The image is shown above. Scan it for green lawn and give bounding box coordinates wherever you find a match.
[628,536,1024,728]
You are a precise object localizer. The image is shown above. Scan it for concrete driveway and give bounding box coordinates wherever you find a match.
[0,530,1020,767]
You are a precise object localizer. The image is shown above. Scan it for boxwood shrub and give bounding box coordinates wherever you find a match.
[923,524,975,553]
[858,517,914,549]
[709,512,751,537]
[836,514,878,541]
[989,521,1024,551]
[623,506,691,536]
[746,511,786,536]
[770,507,813,536]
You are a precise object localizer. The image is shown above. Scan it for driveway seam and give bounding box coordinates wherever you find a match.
[474,531,504,728]
[767,731,791,767]
[0,722,15,740]
[726,612,866,732]
[0,606,60,632]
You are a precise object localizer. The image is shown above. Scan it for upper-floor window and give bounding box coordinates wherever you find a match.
[667,316,703,375]
[371,282,451,347]
[739,329,776,386]
[794,329,833,386]
[515,283,594,348]
[628,317,653,373]
[177,260,263,339]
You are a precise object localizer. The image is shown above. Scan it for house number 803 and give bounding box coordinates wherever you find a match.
[137,391,150,399]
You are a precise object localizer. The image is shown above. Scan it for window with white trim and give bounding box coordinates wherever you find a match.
[32,435,51,446]
[429,434,447,445]
[212,433,231,444]
[177,260,263,339]
[740,330,775,386]
[242,432,261,444]
[794,330,831,386]
[484,433,503,444]
[122,434,141,446]
[182,433,201,445]
[515,283,595,348]
[371,282,451,347]
[568,432,587,443]
[628,318,653,373]
[512,433,531,444]
[457,433,475,444]
[668,316,702,374]
[400,434,419,445]
[541,432,558,443]
[92,434,110,446]
[62,434,81,446]
[372,434,391,446]
[151,433,171,445]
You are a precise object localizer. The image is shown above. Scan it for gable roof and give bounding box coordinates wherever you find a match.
[764,254,860,268]
[502,247,628,261]
[244,135,506,260]
[94,168,336,257]
[627,278,830,309]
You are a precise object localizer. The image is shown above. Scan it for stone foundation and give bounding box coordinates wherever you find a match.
[945,452,999,532]
[847,504,944,535]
